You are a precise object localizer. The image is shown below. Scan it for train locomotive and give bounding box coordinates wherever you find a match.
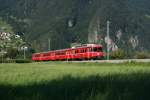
[32,44,105,61]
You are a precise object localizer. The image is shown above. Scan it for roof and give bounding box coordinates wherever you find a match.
[33,44,103,55]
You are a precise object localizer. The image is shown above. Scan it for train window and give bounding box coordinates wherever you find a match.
[78,49,82,53]
[92,47,102,52]
[66,51,71,54]
[78,49,86,53]
[55,52,59,55]
[56,51,65,55]
[80,49,86,53]
[97,47,102,52]
[79,50,82,53]
[93,48,97,52]
[61,52,65,55]
[35,54,40,57]
[72,50,75,54]
[81,49,84,53]
[87,48,91,52]
[85,49,88,52]
[43,53,50,56]
[75,50,78,53]
[89,48,92,52]
[51,53,55,56]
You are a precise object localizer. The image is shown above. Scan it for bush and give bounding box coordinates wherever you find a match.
[110,49,126,59]
[0,59,15,63]
[134,52,149,59]
[0,59,32,63]
[15,59,32,63]
[6,48,18,59]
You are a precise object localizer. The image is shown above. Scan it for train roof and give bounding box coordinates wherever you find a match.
[33,44,103,55]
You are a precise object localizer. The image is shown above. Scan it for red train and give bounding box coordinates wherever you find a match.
[32,44,105,61]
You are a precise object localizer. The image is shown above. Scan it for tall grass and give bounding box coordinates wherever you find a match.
[0,62,150,100]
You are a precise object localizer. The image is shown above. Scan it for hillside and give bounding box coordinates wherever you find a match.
[0,0,150,52]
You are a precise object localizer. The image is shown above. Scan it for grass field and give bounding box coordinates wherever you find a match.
[0,62,150,100]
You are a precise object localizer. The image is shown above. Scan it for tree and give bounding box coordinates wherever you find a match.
[0,17,25,59]
[110,49,126,59]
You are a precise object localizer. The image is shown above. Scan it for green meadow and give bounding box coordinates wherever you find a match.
[0,62,150,100]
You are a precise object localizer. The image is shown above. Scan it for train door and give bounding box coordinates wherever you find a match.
[72,49,76,60]
[66,50,70,60]
[87,47,91,59]
[51,52,55,60]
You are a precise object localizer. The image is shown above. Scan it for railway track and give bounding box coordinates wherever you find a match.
[69,59,150,63]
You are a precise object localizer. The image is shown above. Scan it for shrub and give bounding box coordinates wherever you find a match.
[15,59,32,63]
[110,49,126,59]
[0,59,15,63]
[134,52,149,59]
[6,48,18,59]
[0,59,32,63]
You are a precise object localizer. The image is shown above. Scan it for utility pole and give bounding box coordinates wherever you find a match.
[2,52,3,63]
[23,46,28,59]
[24,0,27,17]
[107,20,110,60]
[48,38,51,51]
[24,48,26,59]
[97,18,100,44]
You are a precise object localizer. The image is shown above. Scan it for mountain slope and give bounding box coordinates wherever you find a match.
[0,0,150,52]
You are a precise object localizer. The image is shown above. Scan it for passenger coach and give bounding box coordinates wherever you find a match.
[32,44,105,61]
